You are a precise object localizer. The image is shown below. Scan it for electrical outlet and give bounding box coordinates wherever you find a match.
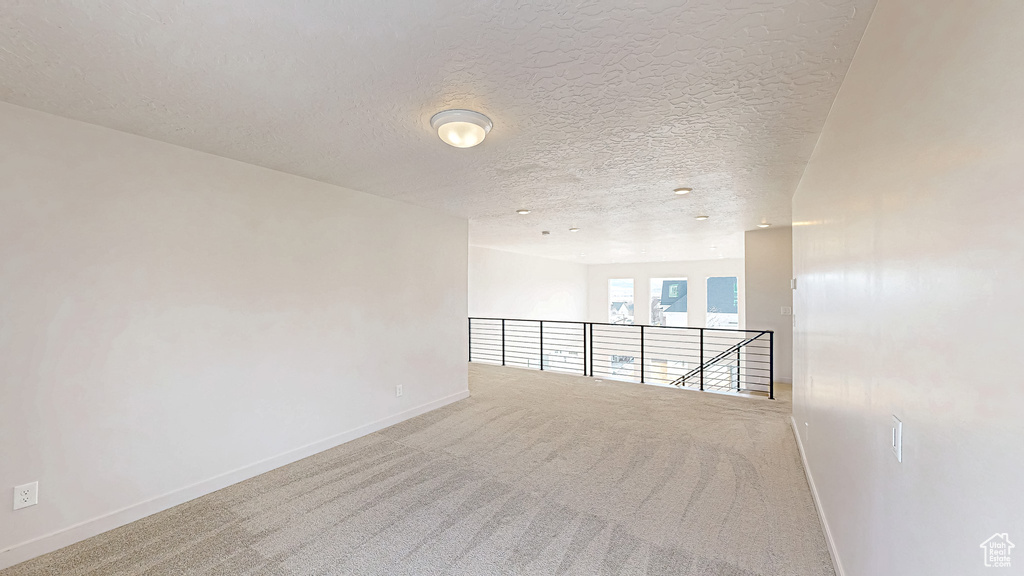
[396,384,403,397]
[891,416,903,462]
[14,482,38,511]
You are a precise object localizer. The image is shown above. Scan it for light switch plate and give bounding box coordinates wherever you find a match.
[791,278,797,290]
[781,306,793,316]
[891,416,903,462]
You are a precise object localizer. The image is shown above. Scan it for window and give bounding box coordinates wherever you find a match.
[608,279,634,324]
[707,276,738,328]
[650,278,687,326]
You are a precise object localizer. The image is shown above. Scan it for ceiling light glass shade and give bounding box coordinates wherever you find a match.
[757,223,771,228]
[430,109,492,148]
[516,209,531,215]
[674,187,692,195]
[695,215,709,221]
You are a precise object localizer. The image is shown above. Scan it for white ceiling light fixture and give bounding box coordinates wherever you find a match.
[673,187,692,195]
[569,226,580,232]
[757,222,771,228]
[430,109,492,148]
[516,209,531,215]
[694,215,709,221]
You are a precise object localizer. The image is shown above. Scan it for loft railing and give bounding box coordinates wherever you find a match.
[469,317,774,399]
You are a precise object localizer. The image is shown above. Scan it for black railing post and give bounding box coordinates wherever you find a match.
[501,319,506,366]
[589,323,594,378]
[736,345,741,391]
[640,325,645,383]
[699,328,705,391]
[769,331,775,399]
[539,320,544,371]
[583,323,588,376]
[468,318,472,362]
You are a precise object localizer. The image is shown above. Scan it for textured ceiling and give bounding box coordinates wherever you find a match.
[0,0,874,263]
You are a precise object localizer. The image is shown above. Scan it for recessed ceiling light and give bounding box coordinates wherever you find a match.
[695,215,709,221]
[674,187,692,195]
[430,109,492,148]
[516,209,531,215]
[569,227,580,232]
[757,222,771,228]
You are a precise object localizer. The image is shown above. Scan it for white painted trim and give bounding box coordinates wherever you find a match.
[791,416,845,576]
[0,389,470,571]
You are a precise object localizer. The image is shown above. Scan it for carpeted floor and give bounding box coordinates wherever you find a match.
[3,364,833,576]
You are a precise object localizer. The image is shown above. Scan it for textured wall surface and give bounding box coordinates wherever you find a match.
[0,102,469,568]
[0,0,874,262]
[791,2,1024,575]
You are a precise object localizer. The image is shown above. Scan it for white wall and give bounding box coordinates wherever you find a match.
[0,102,469,569]
[744,227,793,382]
[791,2,1024,575]
[469,246,587,321]
[587,259,745,328]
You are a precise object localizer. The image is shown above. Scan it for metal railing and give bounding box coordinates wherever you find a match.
[469,317,774,399]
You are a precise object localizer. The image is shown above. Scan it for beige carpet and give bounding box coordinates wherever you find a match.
[3,364,833,576]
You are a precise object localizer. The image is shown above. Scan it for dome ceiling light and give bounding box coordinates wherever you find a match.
[673,187,692,195]
[430,109,492,148]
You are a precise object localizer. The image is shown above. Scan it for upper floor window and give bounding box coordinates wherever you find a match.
[608,279,634,324]
[706,276,738,328]
[651,278,687,326]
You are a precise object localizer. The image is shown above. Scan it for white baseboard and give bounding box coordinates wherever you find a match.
[791,416,845,576]
[0,390,470,571]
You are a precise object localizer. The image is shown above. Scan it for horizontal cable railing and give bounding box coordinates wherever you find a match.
[469,317,774,399]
